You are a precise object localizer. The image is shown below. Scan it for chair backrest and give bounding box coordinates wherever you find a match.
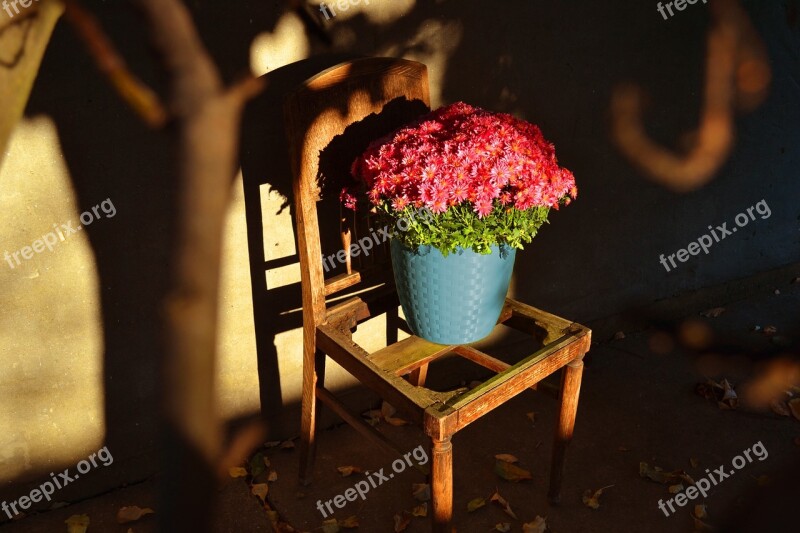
[284,57,430,327]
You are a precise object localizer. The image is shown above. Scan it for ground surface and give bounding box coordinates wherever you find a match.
[2,274,798,533]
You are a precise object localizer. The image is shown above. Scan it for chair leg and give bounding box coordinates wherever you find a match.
[299,348,326,486]
[430,436,453,532]
[548,357,584,504]
[408,363,429,387]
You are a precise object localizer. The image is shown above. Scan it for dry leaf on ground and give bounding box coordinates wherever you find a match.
[613,331,625,340]
[523,516,547,532]
[411,503,427,517]
[268,470,278,482]
[494,459,532,482]
[117,506,154,524]
[494,454,519,463]
[763,325,778,336]
[696,379,738,409]
[770,400,791,417]
[700,307,726,318]
[668,484,684,494]
[788,398,800,420]
[338,516,359,528]
[65,515,90,533]
[412,483,431,501]
[693,517,714,531]
[467,497,486,512]
[526,412,536,424]
[385,416,409,426]
[280,440,295,449]
[393,511,411,532]
[490,490,517,519]
[382,401,397,419]
[250,452,266,478]
[582,485,613,509]
[251,483,269,502]
[639,462,687,485]
[228,466,247,478]
[494,523,511,532]
[321,519,340,533]
[690,458,699,468]
[337,466,362,477]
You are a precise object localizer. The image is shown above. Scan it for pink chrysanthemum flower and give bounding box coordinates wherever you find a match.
[346,102,576,218]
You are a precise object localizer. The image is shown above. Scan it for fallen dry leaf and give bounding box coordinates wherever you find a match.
[362,409,382,426]
[763,325,778,336]
[336,466,362,477]
[385,416,409,427]
[338,516,359,528]
[393,511,411,532]
[582,485,613,509]
[494,454,519,463]
[268,470,278,482]
[280,440,295,450]
[788,398,800,421]
[694,504,707,519]
[251,483,269,502]
[228,466,247,478]
[494,459,532,482]
[382,401,397,419]
[490,490,517,519]
[250,452,267,478]
[522,515,547,533]
[770,400,791,417]
[526,412,536,424]
[494,523,511,532]
[65,515,90,533]
[639,462,688,485]
[467,497,486,512]
[690,458,699,468]
[693,516,714,532]
[412,483,431,502]
[668,484,684,494]
[411,503,427,517]
[613,331,625,340]
[700,307,726,318]
[117,506,155,524]
[321,519,340,533]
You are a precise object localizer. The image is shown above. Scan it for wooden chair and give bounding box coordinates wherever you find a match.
[283,57,591,531]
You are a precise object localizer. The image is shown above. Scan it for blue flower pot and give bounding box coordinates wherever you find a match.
[390,239,517,344]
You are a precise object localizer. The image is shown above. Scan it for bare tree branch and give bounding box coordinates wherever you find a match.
[611,0,771,192]
[132,0,264,529]
[63,0,167,128]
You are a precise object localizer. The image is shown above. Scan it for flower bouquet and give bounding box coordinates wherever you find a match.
[343,102,577,343]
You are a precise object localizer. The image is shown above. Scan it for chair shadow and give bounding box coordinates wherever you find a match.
[240,56,431,436]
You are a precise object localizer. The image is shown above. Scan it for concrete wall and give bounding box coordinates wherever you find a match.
[1,0,798,507]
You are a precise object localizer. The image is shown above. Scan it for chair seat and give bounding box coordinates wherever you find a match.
[317,298,591,438]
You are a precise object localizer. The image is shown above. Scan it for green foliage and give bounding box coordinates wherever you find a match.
[377,202,552,256]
